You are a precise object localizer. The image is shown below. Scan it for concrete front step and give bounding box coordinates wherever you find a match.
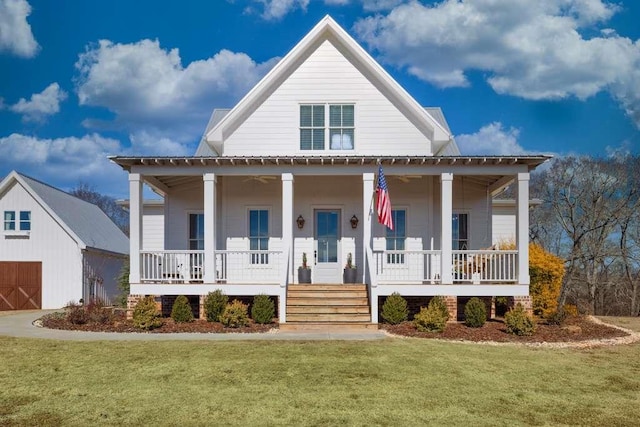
[287,305,370,314]
[280,322,379,331]
[286,313,371,322]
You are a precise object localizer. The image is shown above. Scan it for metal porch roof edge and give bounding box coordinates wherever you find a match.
[109,155,552,170]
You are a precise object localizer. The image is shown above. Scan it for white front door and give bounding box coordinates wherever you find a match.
[314,209,341,283]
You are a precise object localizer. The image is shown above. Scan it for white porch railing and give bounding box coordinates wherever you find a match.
[372,249,518,284]
[373,250,442,284]
[452,250,517,283]
[141,250,204,283]
[140,250,285,284]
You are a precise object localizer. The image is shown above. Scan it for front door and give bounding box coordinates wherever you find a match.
[314,209,341,283]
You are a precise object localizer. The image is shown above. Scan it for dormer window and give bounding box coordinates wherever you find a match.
[300,104,354,151]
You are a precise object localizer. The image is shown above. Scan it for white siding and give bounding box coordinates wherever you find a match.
[223,40,431,157]
[165,185,204,250]
[0,181,83,308]
[142,204,164,250]
[452,177,492,250]
[492,205,516,246]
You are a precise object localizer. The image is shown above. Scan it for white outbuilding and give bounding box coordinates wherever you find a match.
[0,171,129,309]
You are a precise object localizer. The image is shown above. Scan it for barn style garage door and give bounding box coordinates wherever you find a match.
[0,262,42,310]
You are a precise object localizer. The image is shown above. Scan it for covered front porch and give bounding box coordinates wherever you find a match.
[114,155,546,323]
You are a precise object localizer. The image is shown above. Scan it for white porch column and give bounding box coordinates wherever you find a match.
[516,172,530,285]
[129,174,143,283]
[363,173,376,322]
[440,173,453,284]
[203,173,217,283]
[281,173,294,284]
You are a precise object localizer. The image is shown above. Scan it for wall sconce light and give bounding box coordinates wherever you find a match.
[350,215,359,229]
[296,215,305,229]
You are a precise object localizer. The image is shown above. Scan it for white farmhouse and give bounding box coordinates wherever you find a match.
[111,16,549,326]
[0,171,129,309]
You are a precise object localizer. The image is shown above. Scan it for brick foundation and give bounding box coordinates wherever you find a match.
[511,295,533,315]
[126,294,144,319]
[444,296,457,322]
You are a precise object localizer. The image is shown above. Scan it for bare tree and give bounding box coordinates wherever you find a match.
[70,182,129,235]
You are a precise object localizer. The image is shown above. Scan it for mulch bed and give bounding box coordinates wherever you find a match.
[381,316,630,343]
[39,312,276,334]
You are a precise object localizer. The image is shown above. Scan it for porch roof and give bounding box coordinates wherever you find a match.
[110,155,551,170]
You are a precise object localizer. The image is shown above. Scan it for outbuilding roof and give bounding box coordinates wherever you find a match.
[0,171,129,255]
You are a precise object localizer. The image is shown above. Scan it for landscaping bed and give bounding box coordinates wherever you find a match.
[39,311,276,333]
[382,315,630,342]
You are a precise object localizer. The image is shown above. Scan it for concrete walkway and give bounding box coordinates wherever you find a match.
[0,310,388,342]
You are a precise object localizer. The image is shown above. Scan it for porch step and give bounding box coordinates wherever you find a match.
[280,322,379,331]
[285,284,371,327]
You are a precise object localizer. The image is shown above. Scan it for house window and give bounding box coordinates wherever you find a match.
[329,105,354,150]
[189,213,204,250]
[4,211,15,231]
[300,104,355,150]
[300,105,325,150]
[19,211,31,231]
[386,210,406,264]
[249,209,269,264]
[453,213,469,250]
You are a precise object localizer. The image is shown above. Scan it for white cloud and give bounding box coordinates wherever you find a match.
[0,0,39,57]
[74,39,278,150]
[0,133,128,196]
[252,0,310,20]
[456,122,529,156]
[325,0,350,5]
[361,0,404,12]
[9,83,67,122]
[354,0,640,127]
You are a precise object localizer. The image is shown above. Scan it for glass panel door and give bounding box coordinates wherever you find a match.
[314,210,341,283]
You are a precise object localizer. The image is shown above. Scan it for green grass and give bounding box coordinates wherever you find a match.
[1,337,639,426]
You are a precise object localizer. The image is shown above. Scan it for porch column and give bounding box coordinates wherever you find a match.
[281,173,294,284]
[440,173,453,284]
[203,173,217,283]
[129,173,143,283]
[363,173,376,323]
[516,172,530,285]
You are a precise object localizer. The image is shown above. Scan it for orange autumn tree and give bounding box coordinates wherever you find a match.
[529,243,565,317]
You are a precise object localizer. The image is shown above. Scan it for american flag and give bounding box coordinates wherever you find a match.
[376,165,393,230]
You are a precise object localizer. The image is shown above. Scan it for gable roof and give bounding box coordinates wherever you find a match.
[0,171,129,255]
[195,108,231,156]
[205,15,452,156]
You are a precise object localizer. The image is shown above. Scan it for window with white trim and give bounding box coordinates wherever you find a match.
[4,211,15,231]
[249,209,269,264]
[386,210,406,264]
[300,104,354,150]
[189,213,204,250]
[19,211,31,231]
[452,213,469,250]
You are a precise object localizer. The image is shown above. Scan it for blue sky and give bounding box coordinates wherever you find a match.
[1,0,639,198]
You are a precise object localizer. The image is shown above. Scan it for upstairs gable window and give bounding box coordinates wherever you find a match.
[3,211,30,232]
[300,104,354,151]
[4,211,15,231]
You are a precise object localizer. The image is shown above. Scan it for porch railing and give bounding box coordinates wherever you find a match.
[373,250,441,284]
[140,250,284,284]
[141,250,204,283]
[452,250,517,283]
[372,249,518,284]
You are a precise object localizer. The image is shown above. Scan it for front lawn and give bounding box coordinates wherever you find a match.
[1,337,639,426]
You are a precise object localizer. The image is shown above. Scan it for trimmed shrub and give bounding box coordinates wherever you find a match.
[414,305,447,333]
[546,308,567,326]
[505,303,536,336]
[464,297,487,328]
[251,294,275,324]
[133,296,162,330]
[66,301,88,325]
[204,290,228,322]
[381,292,408,324]
[429,295,450,322]
[220,300,249,328]
[171,295,194,323]
[86,298,112,324]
